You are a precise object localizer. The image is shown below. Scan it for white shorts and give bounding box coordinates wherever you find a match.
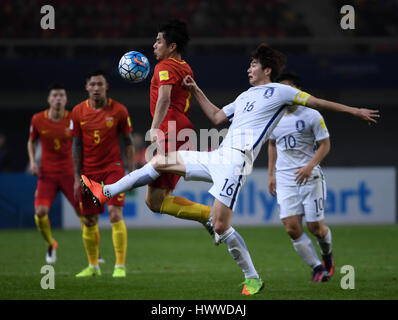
[178,148,248,211]
[276,177,326,222]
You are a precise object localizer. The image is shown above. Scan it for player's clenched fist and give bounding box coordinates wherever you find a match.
[182,75,197,92]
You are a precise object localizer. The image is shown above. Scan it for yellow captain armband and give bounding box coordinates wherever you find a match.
[293,91,311,106]
[159,70,169,81]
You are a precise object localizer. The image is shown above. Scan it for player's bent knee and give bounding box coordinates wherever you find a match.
[151,154,168,170]
[83,215,98,227]
[145,189,169,213]
[307,222,321,236]
[310,228,325,238]
[214,223,228,236]
[109,207,123,223]
[285,224,302,239]
[145,197,162,213]
[35,206,49,217]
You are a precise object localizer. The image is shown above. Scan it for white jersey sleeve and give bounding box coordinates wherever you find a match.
[222,101,236,122]
[278,84,311,106]
[311,111,330,141]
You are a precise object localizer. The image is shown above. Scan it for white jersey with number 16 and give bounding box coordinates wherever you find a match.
[220,83,311,162]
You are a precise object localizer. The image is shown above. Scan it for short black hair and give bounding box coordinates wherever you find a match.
[276,72,301,89]
[85,69,107,82]
[251,43,286,82]
[48,82,65,93]
[158,19,190,54]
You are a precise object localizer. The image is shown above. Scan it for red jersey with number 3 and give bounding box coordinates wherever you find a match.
[71,98,132,175]
[150,58,194,136]
[29,109,73,175]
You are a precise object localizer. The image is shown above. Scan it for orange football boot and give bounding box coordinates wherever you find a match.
[81,175,109,207]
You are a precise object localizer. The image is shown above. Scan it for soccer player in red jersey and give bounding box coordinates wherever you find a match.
[146,20,214,235]
[72,70,134,278]
[27,83,79,264]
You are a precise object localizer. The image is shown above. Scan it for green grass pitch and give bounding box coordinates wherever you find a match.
[0,225,397,300]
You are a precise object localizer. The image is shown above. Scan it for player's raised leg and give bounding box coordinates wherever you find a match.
[282,216,330,282]
[308,221,334,277]
[82,152,214,237]
[212,199,264,295]
[81,152,183,203]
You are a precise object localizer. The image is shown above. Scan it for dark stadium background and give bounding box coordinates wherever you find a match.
[0,0,397,227]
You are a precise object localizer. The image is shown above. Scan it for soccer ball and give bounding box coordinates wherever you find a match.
[118,51,150,83]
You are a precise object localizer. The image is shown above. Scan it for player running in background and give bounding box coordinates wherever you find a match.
[147,19,214,236]
[268,72,334,282]
[72,70,135,278]
[81,44,378,294]
[27,83,79,264]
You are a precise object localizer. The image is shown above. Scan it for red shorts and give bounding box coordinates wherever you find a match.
[148,137,193,190]
[35,172,78,210]
[79,168,126,215]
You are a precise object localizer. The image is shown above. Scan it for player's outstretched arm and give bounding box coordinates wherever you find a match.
[182,75,228,125]
[306,96,380,124]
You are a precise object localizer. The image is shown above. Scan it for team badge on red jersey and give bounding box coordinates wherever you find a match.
[106,117,114,128]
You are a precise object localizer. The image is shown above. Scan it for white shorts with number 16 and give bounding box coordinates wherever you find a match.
[178,148,248,211]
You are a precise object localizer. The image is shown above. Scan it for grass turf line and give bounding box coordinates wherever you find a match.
[0,225,397,300]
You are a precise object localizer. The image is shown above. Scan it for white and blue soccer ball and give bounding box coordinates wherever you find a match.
[118,51,150,83]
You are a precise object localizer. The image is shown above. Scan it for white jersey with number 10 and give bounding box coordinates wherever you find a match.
[270,106,330,186]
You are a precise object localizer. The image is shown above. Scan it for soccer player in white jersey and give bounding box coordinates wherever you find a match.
[268,72,334,282]
[80,44,379,295]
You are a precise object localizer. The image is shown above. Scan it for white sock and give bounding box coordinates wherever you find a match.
[292,233,321,269]
[220,227,259,279]
[316,228,332,255]
[103,162,160,198]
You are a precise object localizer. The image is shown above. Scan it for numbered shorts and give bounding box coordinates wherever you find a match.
[276,178,327,222]
[79,168,126,215]
[35,172,78,211]
[178,148,247,211]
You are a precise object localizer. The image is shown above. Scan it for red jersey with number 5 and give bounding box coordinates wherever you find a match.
[150,58,194,136]
[29,109,73,175]
[71,98,132,175]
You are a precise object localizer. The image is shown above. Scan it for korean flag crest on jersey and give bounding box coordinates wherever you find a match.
[263,87,275,99]
[106,117,114,128]
[296,120,305,133]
